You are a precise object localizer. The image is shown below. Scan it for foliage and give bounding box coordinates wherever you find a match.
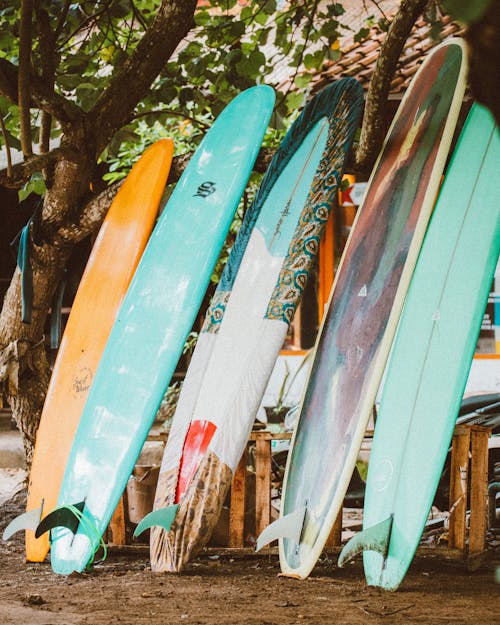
[100,116,210,184]
[0,0,384,194]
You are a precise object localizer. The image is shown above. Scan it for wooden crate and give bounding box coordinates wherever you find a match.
[108,424,491,566]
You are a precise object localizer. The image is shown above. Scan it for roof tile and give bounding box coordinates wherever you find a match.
[310,13,465,97]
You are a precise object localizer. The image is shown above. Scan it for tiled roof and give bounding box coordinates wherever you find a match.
[311,13,465,97]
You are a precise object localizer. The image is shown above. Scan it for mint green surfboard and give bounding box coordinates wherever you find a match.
[338,103,500,590]
[42,86,275,575]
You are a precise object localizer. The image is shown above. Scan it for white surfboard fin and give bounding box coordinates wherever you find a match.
[337,515,393,567]
[133,504,180,538]
[35,501,86,538]
[2,506,43,541]
[255,506,306,552]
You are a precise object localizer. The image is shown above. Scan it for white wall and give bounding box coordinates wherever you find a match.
[260,353,500,419]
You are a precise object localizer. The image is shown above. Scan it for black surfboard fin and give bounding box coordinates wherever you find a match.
[35,501,86,538]
[255,506,306,551]
[133,504,180,538]
[2,506,43,540]
[337,515,393,567]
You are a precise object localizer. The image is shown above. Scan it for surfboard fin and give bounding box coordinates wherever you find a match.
[337,515,393,567]
[133,504,180,538]
[34,501,86,538]
[255,506,306,552]
[2,506,43,541]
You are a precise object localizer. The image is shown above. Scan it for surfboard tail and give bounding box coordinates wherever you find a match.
[34,501,86,538]
[337,515,393,567]
[255,506,306,552]
[2,506,43,541]
[133,504,180,538]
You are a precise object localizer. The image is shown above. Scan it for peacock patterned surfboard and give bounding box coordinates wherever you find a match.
[140,78,364,572]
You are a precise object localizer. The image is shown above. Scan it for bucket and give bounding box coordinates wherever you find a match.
[126,464,161,523]
[126,441,164,523]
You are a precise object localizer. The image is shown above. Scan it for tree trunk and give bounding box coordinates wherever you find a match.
[0,245,70,465]
[355,0,429,173]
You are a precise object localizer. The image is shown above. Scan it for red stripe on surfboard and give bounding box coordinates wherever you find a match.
[176,420,217,503]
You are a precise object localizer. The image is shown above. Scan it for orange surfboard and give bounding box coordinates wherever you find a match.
[24,139,173,561]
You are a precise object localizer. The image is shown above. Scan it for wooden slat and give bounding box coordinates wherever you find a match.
[468,427,490,554]
[249,431,293,441]
[108,493,127,546]
[448,426,471,551]
[255,438,272,539]
[318,210,335,324]
[325,507,343,548]
[229,446,247,548]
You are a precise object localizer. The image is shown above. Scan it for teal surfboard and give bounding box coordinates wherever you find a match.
[43,85,275,575]
[338,103,500,590]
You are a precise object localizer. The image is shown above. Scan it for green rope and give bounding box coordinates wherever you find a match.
[50,504,107,569]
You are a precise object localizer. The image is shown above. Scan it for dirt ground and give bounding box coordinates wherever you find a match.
[1,491,499,625]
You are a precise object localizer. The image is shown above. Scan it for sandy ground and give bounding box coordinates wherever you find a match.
[1,490,498,625]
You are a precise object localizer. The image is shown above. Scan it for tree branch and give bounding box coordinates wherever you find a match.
[57,0,113,50]
[90,0,198,154]
[36,7,57,153]
[55,179,124,244]
[19,0,34,157]
[131,107,210,130]
[355,0,429,172]
[0,113,13,178]
[52,143,277,246]
[0,146,75,189]
[0,58,84,127]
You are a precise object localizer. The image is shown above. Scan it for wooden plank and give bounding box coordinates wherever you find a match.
[108,492,127,546]
[289,302,302,349]
[318,210,335,324]
[229,446,247,548]
[468,427,490,554]
[249,431,293,441]
[325,507,343,548]
[255,438,272,539]
[448,427,471,551]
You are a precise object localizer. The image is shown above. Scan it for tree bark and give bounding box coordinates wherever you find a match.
[0,246,71,465]
[355,0,429,173]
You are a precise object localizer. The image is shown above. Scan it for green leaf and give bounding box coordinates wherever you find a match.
[235,49,266,79]
[285,92,305,112]
[294,73,313,88]
[263,0,277,14]
[328,3,345,17]
[56,74,82,91]
[354,27,370,43]
[320,20,339,39]
[240,6,253,21]
[303,49,325,71]
[18,174,46,202]
[229,20,245,39]
[254,10,270,26]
